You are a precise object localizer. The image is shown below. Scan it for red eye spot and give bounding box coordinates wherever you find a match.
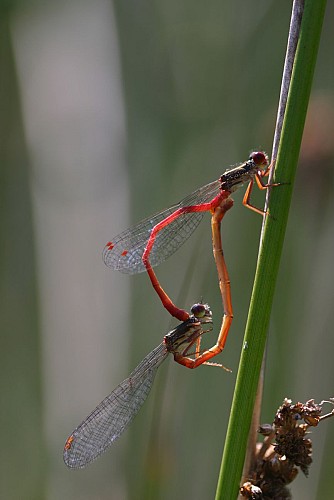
[106,242,114,250]
[64,435,74,450]
[250,151,268,167]
[121,250,128,257]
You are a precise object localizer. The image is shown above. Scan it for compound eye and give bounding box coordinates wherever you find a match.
[190,303,206,318]
[249,151,268,166]
[190,303,212,319]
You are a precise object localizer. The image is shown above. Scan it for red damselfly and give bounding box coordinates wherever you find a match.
[64,303,214,468]
[103,152,279,320]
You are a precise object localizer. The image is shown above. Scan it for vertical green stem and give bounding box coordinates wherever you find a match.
[215,0,327,497]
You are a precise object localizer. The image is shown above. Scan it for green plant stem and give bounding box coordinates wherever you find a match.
[215,0,327,498]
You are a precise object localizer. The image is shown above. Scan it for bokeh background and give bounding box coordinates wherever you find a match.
[1,1,334,499]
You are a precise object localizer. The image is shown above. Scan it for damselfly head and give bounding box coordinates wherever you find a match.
[190,303,212,322]
[249,151,269,168]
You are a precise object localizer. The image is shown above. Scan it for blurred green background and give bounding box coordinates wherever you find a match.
[1,1,334,499]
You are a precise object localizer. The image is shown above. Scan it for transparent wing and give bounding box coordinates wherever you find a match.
[63,344,168,469]
[103,179,221,274]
